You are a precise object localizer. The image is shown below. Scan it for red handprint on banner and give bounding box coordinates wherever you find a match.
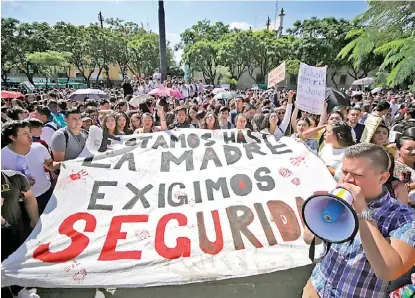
[290,153,307,166]
[69,170,88,181]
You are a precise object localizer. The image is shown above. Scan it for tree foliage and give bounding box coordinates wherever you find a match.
[338,1,414,89]
[1,17,175,87]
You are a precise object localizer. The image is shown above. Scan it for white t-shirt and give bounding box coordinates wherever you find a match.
[1,143,51,196]
[181,86,189,98]
[41,122,59,146]
[319,144,347,174]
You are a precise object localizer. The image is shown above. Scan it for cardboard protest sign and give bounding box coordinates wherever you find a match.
[296,63,327,115]
[268,62,286,87]
[360,114,383,143]
[2,128,336,288]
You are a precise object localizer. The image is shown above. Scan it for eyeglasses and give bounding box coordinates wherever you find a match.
[277,111,285,115]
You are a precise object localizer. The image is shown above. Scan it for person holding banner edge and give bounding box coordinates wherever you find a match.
[302,143,415,298]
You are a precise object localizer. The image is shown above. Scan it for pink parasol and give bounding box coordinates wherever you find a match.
[148,87,170,97]
[169,89,184,99]
[1,91,24,99]
[148,87,184,99]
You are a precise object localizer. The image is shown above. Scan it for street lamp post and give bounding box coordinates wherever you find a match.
[158,0,167,83]
[98,11,111,88]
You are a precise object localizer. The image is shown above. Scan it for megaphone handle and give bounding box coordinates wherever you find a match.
[309,237,316,261]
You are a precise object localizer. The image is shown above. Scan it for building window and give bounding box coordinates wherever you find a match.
[75,73,83,78]
[339,74,347,86]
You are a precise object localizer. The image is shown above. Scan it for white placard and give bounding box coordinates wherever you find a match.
[296,63,327,115]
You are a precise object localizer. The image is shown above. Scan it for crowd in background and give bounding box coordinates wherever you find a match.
[1,76,415,297]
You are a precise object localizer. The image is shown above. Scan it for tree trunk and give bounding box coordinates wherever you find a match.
[95,67,103,85]
[1,72,8,86]
[331,73,339,89]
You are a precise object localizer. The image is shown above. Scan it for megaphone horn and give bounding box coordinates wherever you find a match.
[302,187,359,243]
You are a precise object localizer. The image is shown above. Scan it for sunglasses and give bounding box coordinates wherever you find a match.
[277,111,285,115]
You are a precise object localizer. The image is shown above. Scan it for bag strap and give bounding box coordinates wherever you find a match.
[44,122,58,131]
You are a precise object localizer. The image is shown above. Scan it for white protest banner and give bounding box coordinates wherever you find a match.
[2,128,336,288]
[268,62,286,87]
[296,63,327,115]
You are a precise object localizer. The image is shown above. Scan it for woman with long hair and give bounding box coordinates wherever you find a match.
[319,121,355,180]
[98,113,122,152]
[115,111,133,135]
[129,112,142,132]
[134,112,160,133]
[187,106,199,128]
[200,112,220,130]
[260,91,293,136]
[102,113,120,136]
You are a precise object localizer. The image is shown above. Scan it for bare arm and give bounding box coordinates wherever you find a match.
[22,189,39,228]
[393,181,409,205]
[291,105,299,133]
[157,105,168,131]
[359,220,415,281]
[51,151,65,162]
[299,125,326,140]
[44,157,61,171]
[318,102,328,127]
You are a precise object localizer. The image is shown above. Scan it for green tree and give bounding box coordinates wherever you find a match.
[179,20,231,82]
[11,21,53,84]
[127,31,173,78]
[246,31,292,84]
[216,30,252,81]
[27,51,72,88]
[183,40,220,84]
[52,22,96,87]
[1,18,20,85]
[287,17,354,87]
[338,1,414,89]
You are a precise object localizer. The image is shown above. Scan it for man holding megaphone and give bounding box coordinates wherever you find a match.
[302,143,415,298]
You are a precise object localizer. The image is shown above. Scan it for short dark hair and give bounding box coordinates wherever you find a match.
[7,107,26,120]
[64,108,81,118]
[100,99,110,106]
[219,106,230,113]
[1,120,29,145]
[35,105,51,118]
[406,108,415,119]
[57,100,67,111]
[331,121,355,147]
[375,101,390,112]
[175,106,187,114]
[396,127,415,149]
[344,143,389,172]
[348,107,361,113]
[26,118,44,129]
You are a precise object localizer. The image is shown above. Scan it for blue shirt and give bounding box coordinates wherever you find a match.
[311,189,415,298]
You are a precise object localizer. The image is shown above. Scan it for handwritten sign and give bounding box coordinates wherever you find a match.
[296,63,327,115]
[1,128,336,288]
[268,62,286,87]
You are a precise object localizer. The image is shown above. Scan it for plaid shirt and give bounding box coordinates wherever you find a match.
[311,189,415,298]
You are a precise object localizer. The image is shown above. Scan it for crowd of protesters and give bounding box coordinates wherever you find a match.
[1,76,415,298]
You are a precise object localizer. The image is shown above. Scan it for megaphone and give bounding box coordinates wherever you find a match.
[302,187,359,243]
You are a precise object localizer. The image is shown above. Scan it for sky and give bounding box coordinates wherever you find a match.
[1,1,369,62]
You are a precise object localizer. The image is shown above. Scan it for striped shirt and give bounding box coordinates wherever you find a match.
[311,189,415,298]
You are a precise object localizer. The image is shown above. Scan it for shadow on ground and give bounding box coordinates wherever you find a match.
[38,264,313,298]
